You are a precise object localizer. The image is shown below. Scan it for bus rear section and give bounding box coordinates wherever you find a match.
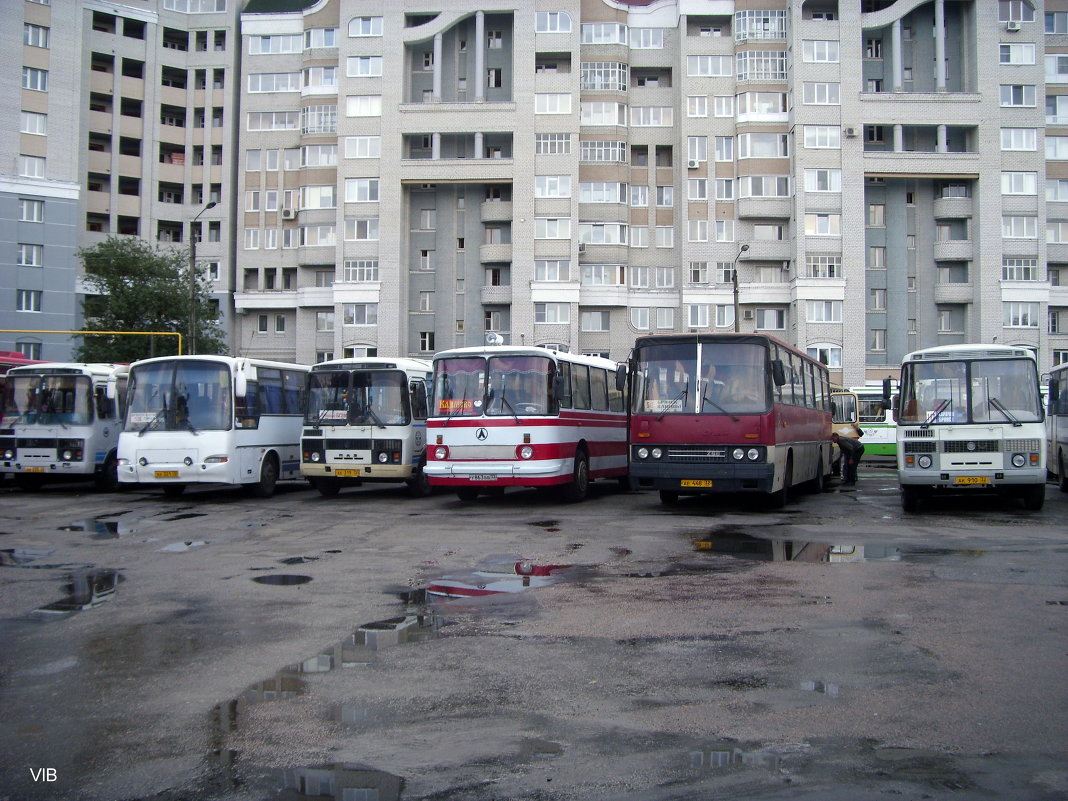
[1,363,128,490]
[424,346,627,502]
[1048,363,1068,493]
[851,386,897,458]
[300,358,432,497]
[117,356,308,497]
[892,345,1046,511]
[627,334,832,507]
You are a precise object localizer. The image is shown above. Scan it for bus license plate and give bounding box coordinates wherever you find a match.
[680,479,713,488]
[25,467,46,473]
[954,476,989,486]
[154,470,179,479]
[334,469,360,477]
[468,474,498,481]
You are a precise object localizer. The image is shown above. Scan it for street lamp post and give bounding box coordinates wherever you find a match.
[731,243,750,333]
[188,201,217,355]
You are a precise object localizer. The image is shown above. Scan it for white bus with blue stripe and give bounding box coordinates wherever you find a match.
[300,357,432,497]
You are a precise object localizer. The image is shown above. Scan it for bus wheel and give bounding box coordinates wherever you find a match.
[15,474,45,492]
[162,484,186,498]
[1022,484,1045,511]
[95,453,120,492]
[659,490,679,505]
[562,449,589,503]
[407,466,432,498]
[316,478,341,498]
[810,452,826,493]
[901,485,920,513]
[456,487,480,502]
[250,454,278,498]
[1060,452,1068,493]
[769,457,792,509]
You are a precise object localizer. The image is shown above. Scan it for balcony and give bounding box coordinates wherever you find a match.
[861,150,980,177]
[579,285,628,306]
[115,194,142,217]
[933,197,973,218]
[742,241,792,262]
[529,280,580,304]
[234,290,298,311]
[479,243,512,263]
[737,198,792,219]
[400,158,515,183]
[480,285,512,304]
[933,283,974,304]
[931,240,973,261]
[480,200,513,223]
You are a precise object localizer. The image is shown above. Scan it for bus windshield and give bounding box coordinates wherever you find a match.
[2,374,94,425]
[125,361,232,432]
[306,370,410,426]
[433,355,556,417]
[899,358,1042,425]
[633,342,768,415]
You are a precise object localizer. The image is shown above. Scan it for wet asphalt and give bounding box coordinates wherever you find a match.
[1,463,1066,800]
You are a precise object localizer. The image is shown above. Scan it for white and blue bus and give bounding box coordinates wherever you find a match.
[1,363,128,490]
[300,357,432,497]
[1046,361,1068,493]
[117,356,308,497]
[890,344,1045,511]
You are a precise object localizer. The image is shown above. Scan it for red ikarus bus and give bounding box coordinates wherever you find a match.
[625,333,832,506]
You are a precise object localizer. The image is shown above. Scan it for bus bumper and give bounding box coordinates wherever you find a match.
[301,464,414,481]
[118,460,235,485]
[898,467,1046,488]
[631,462,775,493]
[425,458,570,487]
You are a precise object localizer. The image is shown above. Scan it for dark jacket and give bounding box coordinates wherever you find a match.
[835,435,865,458]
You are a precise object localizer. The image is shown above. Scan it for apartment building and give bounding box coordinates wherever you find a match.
[2,0,241,360]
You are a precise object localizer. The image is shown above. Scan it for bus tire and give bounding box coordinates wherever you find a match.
[250,453,278,498]
[769,456,792,509]
[561,448,589,503]
[162,483,186,498]
[456,487,480,502]
[659,490,679,505]
[1060,452,1068,493]
[15,473,45,492]
[1022,484,1045,511]
[901,485,920,513]
[316,478,341,497]
[95,453,120,492]
[810,451,826,493]
[407,464,433,498]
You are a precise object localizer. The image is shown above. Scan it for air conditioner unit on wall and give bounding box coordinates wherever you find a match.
[845,127,858,138]
[1006,20,1021,31]
[281,208,296,219]
[743,310,754,320]
[687,159,700,169]
[577,243,587,254]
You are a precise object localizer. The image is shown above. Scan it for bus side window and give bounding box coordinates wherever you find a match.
[236,379,261,428]
[590,368,609,411]
[555,362,572,409]
[281,369,304,414]
[94,386,113,420]
[410,380,428,420]
[572,365,592,410]
[608,368,624,412]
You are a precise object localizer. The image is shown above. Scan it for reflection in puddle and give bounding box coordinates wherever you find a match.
[252,574,312,586]
[693,531,901,563]
[162,512,207,522]
[426,555,572,599]
[0,547,54,566]
[278,764,403,801]
[33,569,121,616]
[800,679,840,697]
[159,540,208,552]
[689,741,782,771]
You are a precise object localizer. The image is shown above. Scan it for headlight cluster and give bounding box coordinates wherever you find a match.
[1,441,15,460]
[59,439,84,462]
[1010,452,1039,468]
[634,446,664,460]
[302,440,324,463]
[732,447,763,462]
[434,445,449,460]
[516,445,535,460]
[373,440,403,465]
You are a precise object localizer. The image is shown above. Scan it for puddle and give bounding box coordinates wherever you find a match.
[688,741,784,771]
[528,519,559,528]
[33,569,122,616]
[159,540,208,552]
[59,516,140,538]
[800,679,840,697]
[277,765,403,800]
[252,574,312,586]
[162,512,207,522]
[425,555,572,599]
[1,547,55,566]
[279,556,319,565]
[692,529,901,563]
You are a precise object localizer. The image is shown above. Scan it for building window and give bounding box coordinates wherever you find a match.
[17,289,42,312]
[803,126,841,149]
[805,214,841,236]
[715,306,734,329]
[581,310,611,331]
[656,308,674,329]
[535,133,571,154]
[419,332,435,351]
[534,260,568,281]
[1000,85,1036,107]
[17,342,42,359]
[20,199,44,222]
[630,307,650,330]
[344,259,379,282]
[534,302,569,323]
[536,12,572,32]
[806,344,842,368]
[344,304,378,326]
[349,17,382,36]
[869,329,887,351]
[20,111,47,136]
[17,244,43,266]
[807,300,842,323]
[22,67,48,91]
[1004,302,1039,327]
[1003,258,1039,281]
[802,82,840,104]
[806,255,842,278]
[867,204,886,226]
[688,304,709,328]
[756,308,785,330]
[1002,216,1038,239]
[869,289,887,311]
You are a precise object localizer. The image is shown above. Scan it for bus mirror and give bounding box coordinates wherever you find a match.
[1050,378,1060,405]
[105,381,116,400]
[881,377,893,405]
[614,365,627,392]
[234,371,247,398]
[771,360,786,386]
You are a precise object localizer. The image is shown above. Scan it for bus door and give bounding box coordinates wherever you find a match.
[409,378,429,461]
[830,391,860,438]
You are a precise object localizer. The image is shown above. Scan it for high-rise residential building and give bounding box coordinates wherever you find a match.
[5,0,1068,381]
[1,0,242,360]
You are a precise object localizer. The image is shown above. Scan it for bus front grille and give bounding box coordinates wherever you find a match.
[666,447,728,463]
[943,440,999,453]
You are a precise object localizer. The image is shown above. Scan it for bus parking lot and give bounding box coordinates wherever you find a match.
[1,466,1066,801]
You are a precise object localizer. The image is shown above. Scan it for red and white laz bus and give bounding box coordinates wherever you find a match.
[424,344,628,501]
[626,333,833,507]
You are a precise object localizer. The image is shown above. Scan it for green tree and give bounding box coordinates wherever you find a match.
[75,237,227,363]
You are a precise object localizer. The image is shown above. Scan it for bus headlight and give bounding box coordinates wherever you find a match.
[651,447,663,460]
[747,448,761,461]
[517,445,534,460]
[434,446,448,460]
[204,455,229,464]
[310,452,321,462]
[59,439,84,461]
[2,449,13,460]
[377,452,389,463]
[636,447,649,460]
[917,455,933,469]
[1011,453,1026,468]
[733,448,745,461]
[62,450,73,460]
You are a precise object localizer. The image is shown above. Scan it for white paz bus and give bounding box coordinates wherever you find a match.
[301,357,432,497]
[888,344,1046,511]
[1,363,128,490]
[117,356,308,497]
[1046,361,1068,493]
[425,342,628,502]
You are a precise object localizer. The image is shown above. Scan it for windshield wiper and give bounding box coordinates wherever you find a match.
[922,398,950,426]
[988,397,1022,427]
[700,391,739,422]
[138,406,167,436]
[181,418,199,435]
[363,404,387,430]
[656,387,688,422]
[492,387,520,423]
